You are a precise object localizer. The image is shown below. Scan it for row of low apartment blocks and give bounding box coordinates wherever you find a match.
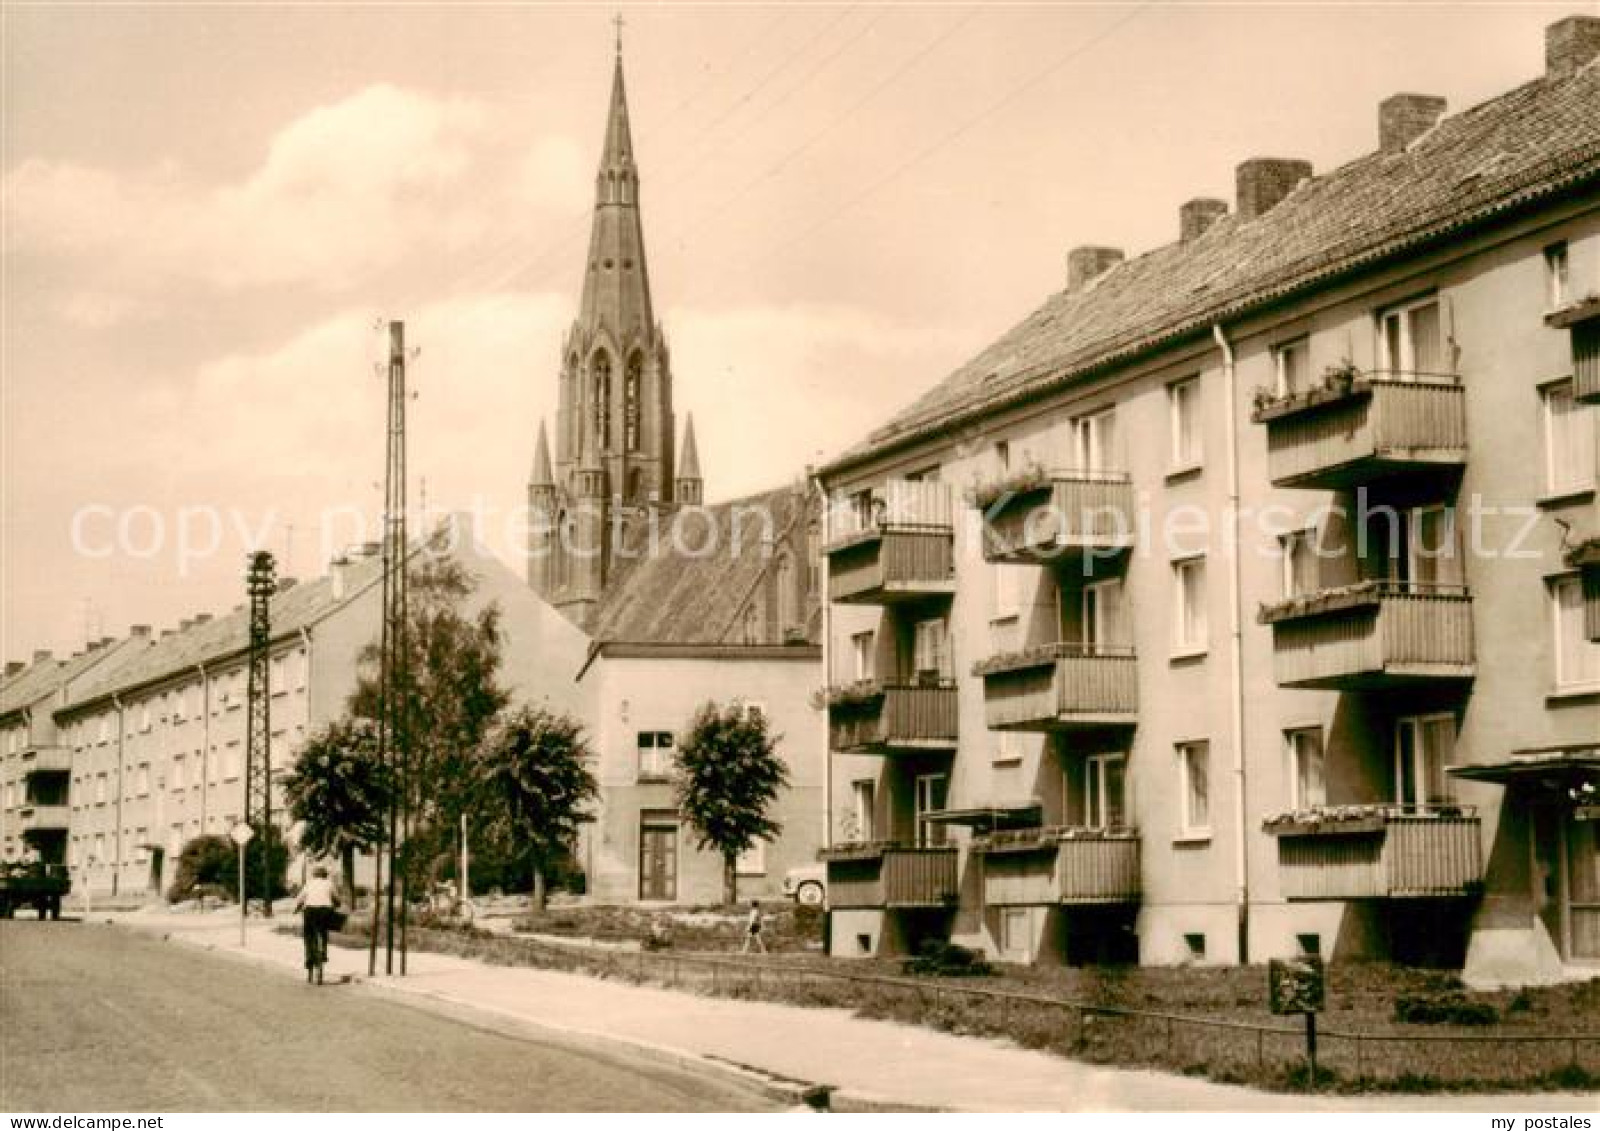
[813,18,1600,984]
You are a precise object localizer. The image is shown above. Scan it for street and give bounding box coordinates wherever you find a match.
[0,920,772,1112]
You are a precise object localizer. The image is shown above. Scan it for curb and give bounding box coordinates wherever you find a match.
[121,919,894,1111]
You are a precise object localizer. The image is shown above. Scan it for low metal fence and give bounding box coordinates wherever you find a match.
[347,925,1598,1089]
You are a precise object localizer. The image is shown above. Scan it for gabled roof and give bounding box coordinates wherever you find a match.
[0,641,143,721]
[824,62,1600,476]
[58,552,387,714]
[589,485,815,647]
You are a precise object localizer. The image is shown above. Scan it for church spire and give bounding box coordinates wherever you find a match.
[529,420,554,487]
[675,414,702,506]
[577,43,653,339]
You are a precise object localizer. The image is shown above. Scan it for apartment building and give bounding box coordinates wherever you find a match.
[815,16,1600,983]
[1,523,591,901]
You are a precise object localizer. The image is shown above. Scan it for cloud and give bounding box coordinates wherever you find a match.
[4,84,585,296]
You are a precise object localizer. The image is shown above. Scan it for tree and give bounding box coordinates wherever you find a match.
[347,555,510,891]
[676,702,789,905]
[474,706,597,911]
[167,834,233,903]
[283,719,394,901]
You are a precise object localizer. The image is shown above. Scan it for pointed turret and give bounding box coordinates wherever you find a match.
[529,420,555,489]
[675,414,703,506]
[577,50,654,341]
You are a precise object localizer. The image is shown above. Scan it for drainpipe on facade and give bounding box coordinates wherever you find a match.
[1213,322,1251,964]
[111,693,125,898]
[814,474,833,851]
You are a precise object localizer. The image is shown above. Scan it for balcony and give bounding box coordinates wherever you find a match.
[1546,297,1600,404]
[21,746,73,775]
[826,481,955,605]
[1567,539,1600,643]
[820,843,958,909]
[971,470,1135,570]
[1252,375,1467,490]
[976,827,1141,905]
[974,643,1138,731]
[1258,581,1474,690]
[16,805,71,834]
[823,682,958,754]
[1264,805,1482,899]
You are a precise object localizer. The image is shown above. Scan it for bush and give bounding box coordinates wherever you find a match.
[1393,991,1499,1026]
[901,940,993,978]
[167,835,235,903]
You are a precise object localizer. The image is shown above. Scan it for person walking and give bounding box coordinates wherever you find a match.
[740,900,767,955]
[294,865,340,985]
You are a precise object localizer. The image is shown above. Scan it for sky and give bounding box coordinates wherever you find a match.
[0,1,1579,660]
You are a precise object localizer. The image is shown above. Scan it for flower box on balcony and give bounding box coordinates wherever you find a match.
[1544,294,1600,330]
[972,643,1062,678]
[1262,803,1473,837]
[811,681,887,711]
[1251,368,1366,424]
[965,463,1054,511]
[818,840,894,862]
[1257,580,1389,625]
[973,824,1138,854]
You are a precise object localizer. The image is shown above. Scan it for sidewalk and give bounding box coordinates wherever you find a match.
[109,907,1588,1113]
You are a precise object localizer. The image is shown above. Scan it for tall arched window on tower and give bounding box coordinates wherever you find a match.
[624,354,643,452]
[592,352,612,451]
[776,552,797,636]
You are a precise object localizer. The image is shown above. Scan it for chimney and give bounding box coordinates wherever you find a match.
[99,636,114,647]
[1179,198,1228,242]
[1379,93,1446,153]
[1235,158,1312,221]
[359,541,382,558]
[32,649,51,664]
[1547,14,1600,79]
[86,640,101,653]
[1066,246,1124,291]
[179,618,193,631]
[131,624,151,638]
[5,661,24,677]
[277,577,298,593]
[160,630,174,639]
[194,614,213,625]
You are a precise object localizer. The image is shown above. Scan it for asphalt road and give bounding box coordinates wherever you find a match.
[0,920,773,1112]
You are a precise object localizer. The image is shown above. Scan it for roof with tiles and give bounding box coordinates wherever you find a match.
[57,551,388,714]
[589,484,817,647]
[823,61,1600,475]
[0,641,144,721]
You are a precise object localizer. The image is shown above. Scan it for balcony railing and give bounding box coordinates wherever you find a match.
[824,682,958,754]
[16,804,71,834]
[1264,804,1482,899]
[826,480,955,605]
[1546,297,1600,404]
[970,469,1135,569]
[1252,375,1467,490]
[974,642,1138,731]
[975,827,1141,905]
[820,842,959,909]
[1258,580,1474,690]
[21,746,73,775]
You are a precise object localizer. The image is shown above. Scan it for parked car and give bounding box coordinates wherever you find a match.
[782,863,826,906]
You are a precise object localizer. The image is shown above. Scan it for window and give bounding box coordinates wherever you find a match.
[93,834,105,863]
[271,654,288,696]
[1183,933,1207,961]
[1394,713,1456,807]
[223,744,241,781]
[95,774,107,805]
[914,773,948,846]
[736,840,766,876]
[1080,578,1129,652]
[1274,337,1310,397]
[1084,752,1127,829]
[1074,408,1118,472]
[1377,295,1444,377]
[850,779,876,842]
[775,553,798,633]
[1542,380,1598,497]
[994,440,1011,471]
[1177,741,1210,835]
[850,631,875,682]
[592,352,612,451]
[1000,907,1030,960]
[1168,377,1202,470]
[992,563,1023,621]
[295,651,308,692]
[171,757,185,792]
[1545,242,1570,310]
[637,732,674,780]
[741,601,765,645]
[1280,529,1318,599]
[624,355,643,452]
[1172,557,1207,654]
[1286,728,1326,809]
[1552,575,1600,690]
[993,757,1023,799]
[135,764,150,796]
[1407,504,1463,588]
[912,618,951,681]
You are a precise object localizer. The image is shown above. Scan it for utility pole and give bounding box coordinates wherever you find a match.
[243,551,276,916]
[371,320,411,977]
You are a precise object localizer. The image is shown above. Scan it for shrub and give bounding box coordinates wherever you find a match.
[1393,991,1499,1026]
[901,940,993,978]
[167,835,235,903]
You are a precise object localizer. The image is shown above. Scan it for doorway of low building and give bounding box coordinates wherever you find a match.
[1062,904,1139,965]
[638,813,678,902]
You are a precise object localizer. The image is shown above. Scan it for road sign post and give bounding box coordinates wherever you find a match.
[1269,954,1326,1086]
[231,823,255,947]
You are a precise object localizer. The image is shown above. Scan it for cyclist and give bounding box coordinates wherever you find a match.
[294,865,340,985]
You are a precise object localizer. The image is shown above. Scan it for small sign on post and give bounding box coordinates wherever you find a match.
[1269,954,1325,1084]
[230,823,254,947]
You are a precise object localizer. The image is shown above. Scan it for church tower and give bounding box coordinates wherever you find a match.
[530,40,693,626]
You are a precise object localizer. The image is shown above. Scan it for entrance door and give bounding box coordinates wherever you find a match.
[639,820,678,901]
[1567,814,1600,961]
[147,847,164,894]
